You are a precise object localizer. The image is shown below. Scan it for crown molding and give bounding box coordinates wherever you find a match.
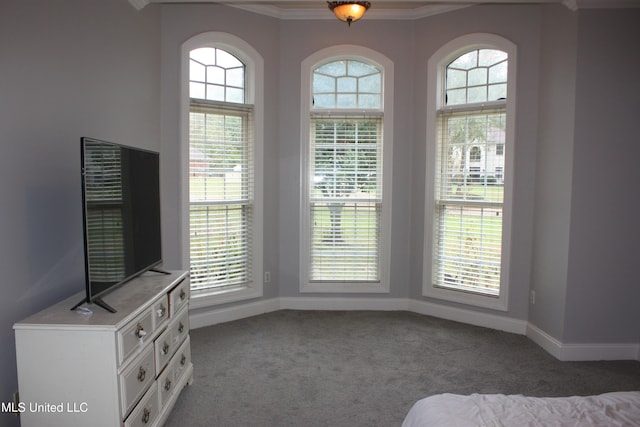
[129,0,639,14]
[563,0,640,9]
[229,2,471,19]
[127,0,473,19]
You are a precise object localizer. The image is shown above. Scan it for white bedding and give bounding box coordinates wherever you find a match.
[402,391,640,427]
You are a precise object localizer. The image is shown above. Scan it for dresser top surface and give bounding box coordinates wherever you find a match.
[14,270,188,331]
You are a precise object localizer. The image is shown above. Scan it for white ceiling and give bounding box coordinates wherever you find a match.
[128,0,639,18]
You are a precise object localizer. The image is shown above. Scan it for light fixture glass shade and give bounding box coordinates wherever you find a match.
[327,1,371,26]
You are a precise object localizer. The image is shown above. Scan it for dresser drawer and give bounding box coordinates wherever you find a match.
[118,308,154,366]
[124,383,159,427]
[159,337,192,408]
[152,295,170,330]
[171,305,190,349]
[120,346,155,419]
[154,327,174,375]
[154,305,190,374]
[157,358,175,408]
[172,336,192,386]
[169,277,189,317]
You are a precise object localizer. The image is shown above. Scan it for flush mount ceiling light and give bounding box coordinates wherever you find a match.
[327,1,371,26]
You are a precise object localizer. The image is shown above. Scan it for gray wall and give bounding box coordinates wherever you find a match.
[530,4,578,340]
[0,0,160,423]
[530,6,640,345]
[564,8,640,343]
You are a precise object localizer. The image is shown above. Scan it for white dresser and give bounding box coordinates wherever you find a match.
[14,270,193,427]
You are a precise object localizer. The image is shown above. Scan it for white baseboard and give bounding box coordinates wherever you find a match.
[526,323,565,359]
[190,296,408,328]
[189,297,280,329]
[188,296,639,361]
[526,323,640,361]
[279,296,409,311]
[408,299,528,335]
[189,296,526,334]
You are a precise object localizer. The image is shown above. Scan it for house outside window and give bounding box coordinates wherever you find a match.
[183,33,264,306]
[469,146,482,162]
[300,46,393,293]
[423,34,517,310]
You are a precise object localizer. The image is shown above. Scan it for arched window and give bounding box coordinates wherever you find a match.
[424,34,516,310]
[189,47,245,103]
[445,48,508,105]
[312,59,381,109]
[300,46,393,293]
[183,33,263,305]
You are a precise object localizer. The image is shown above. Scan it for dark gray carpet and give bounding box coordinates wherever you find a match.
[164,310,640,426]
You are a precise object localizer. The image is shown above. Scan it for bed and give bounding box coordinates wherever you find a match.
[402,391,640,427]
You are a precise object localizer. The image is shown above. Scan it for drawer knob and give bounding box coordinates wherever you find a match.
[135,324,147,340]
[137,366,146,382]
[179,289,186,301]
[180,354,186,366]
[178,322,184,333]
[162,342,170,355]
[142,408,151,424]
[157,304,166,318]
[164,378,172,391]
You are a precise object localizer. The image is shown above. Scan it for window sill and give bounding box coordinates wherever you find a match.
[422,284,508,311]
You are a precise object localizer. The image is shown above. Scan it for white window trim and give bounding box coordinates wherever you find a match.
[180,32,264,308]
[300,45,393,293]
[423,33,517,311]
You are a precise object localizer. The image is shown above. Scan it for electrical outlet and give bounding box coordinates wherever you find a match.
[264,271,271,283]
[530,290,536,305]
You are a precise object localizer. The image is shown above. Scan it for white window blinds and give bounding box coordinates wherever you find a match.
[308,117,382,282]
[189,101,254,291]
[433,107,506,296]
[430,45,510,298]
[424,37,515,309]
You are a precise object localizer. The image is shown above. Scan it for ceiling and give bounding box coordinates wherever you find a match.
[128,0,635,18]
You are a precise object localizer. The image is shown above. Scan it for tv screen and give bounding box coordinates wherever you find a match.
[76,137,162,312]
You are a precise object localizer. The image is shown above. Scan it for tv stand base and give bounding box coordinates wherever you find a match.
[70,297,117,313]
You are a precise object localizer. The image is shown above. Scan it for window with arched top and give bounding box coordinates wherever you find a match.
[445,48,508,106]
[312,59,381,109]
[300,46,393,293]
[424,34,516,311]
[189,47,245,103]
[183,33,264,306]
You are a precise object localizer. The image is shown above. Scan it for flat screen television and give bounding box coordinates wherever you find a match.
[72,137,164,313]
